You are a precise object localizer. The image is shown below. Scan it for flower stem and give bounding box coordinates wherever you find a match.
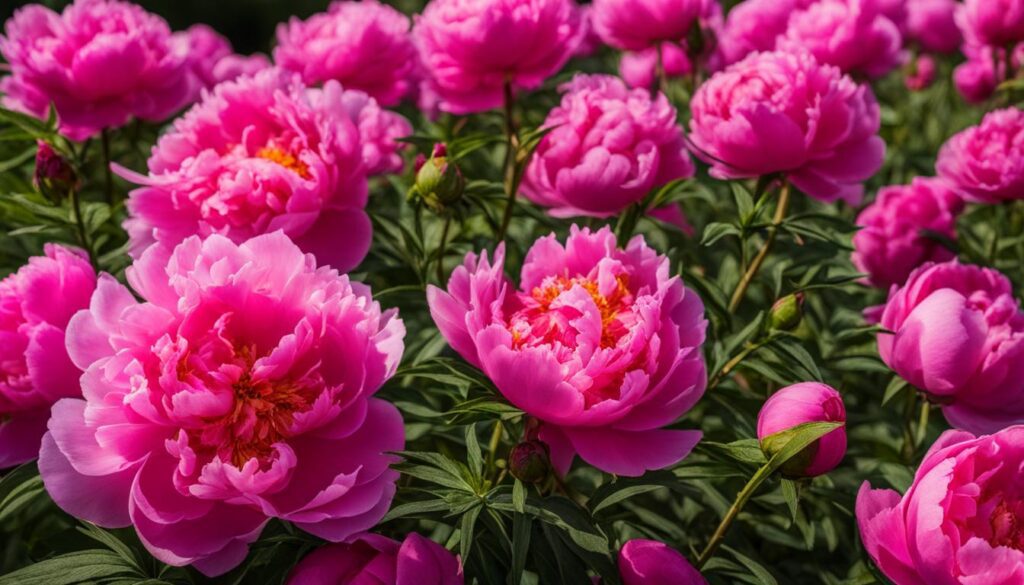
[497,80,520,241]
[728,181,792,313]
[69,187,96,269]
[696,459,774,569]
[100,128,114,207]
[436,215,452,284]
[655,42,668,96]
[485,419,504,482]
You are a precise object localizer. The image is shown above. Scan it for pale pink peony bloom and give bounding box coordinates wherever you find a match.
[906,0,962,53]
[719,0,814,65]
[852,177,964,290]
[858,426,1024,584]
[878,261,1024,433]
[689,49,885,204]
[591,0,720,51]
[427,226,707,477]
[521,75,694,218]
[39,232,406,576]
[957,0,1024,49]
[937,107,1024,204]
[0,0,195,141]
[756,382,847,477]
[619,43,694,89]
[0,245,95,469]
[287,533,463,585]
[274,0,417,107]
[618,540,707,585]
[175,25,271,92]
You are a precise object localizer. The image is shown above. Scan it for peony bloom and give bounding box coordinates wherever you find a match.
[117,69,408,272]
[858,426,1024,584]
[0,0,195,141]
[176,25,270,92]
[413,0,582,114]
[340,90,413,176]
[878,261,1024,433]
[905,55,937,91]
[274,0,417,107]
[756,382,847,478]
[287,533,463,585]
[852,177,964,290]
[953,44,1024,103]
[957,0,1024,49]
[39,232,406,576]
[619,43,693,89]
[906,0,962,53]
[689,49,885,204]
[427,226,707,477]
[618,540,707,585]
[778,0,905,79]
[574,4,604,57]
[591,0,720,51]
[937,107,1024,204]
[521,75,694,218]
[719,0,815,65]
[0,245,95,468]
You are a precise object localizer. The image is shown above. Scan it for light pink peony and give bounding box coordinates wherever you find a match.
[719,0,814,65]
[619,43,694,89]
[937,107,1024,204]
[852,177,964,290]
[618,540,707,585]
[0,0,195,141]
[591,0,720,51]
[39,232,406,576]
[957,0,1024,49]
[521,75,694,218]
[858,426,1024,584]
[413,0,582,114]
[756,382,847,477]
[906,0,962,53]
[878,261,1024,433]
[0,245,95,469]
[176,25,270,92]
[689,49,885,204]
[274,0,417,107]
[287,533,463,585]
[427,226,707,477]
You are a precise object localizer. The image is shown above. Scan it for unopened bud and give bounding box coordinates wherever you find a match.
[34,141,76,204]
[769,293,804,331]
[509,440,551,484]
[410,143,464,213]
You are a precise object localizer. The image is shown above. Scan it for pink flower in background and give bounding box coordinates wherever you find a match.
[957,0,1024,49]
[522,75,694,218]
[878,261,1024,433]
[757,382,847,477]
[689,49,885,204]
[937,107,1024,204]
[858,426,1024,584]
[618,540,707,585]
[413,0,582,114]
[0,0,195,141]
[340,89,412,176]
[574,4,603,57]
[176,25,270,92]
[906,0,962,53]
[719,0,813,65]
[649,204,696,236]
[428,226,707,477]
[953,44,1024,103]
[287,533,463,585]
[275,0,417,107]
[852,177,963,290]
[591,0,720,51]
[904,55,937,91]
[619,43,693,89]
[117,69,396,272]
[0,245,95,469]
[39,233,406,576]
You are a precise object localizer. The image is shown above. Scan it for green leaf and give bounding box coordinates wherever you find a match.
[723,545,779,585]
[588,470,680,515]
[700,439,767,466]
[701,222,742,246]
[882,376,910,406]
[0,461,45,523]
[459,503,482,562]
[731,182,755,225]
[509,511,531,585]
[780,479,800,522]
[465,423,483,480]
[512,479,526,514]
[380,498,452,523]
[0,551,142,585]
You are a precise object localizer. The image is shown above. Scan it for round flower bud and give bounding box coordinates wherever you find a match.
[769,293,804,331]
[412,144,465,213]
[34,141,77,204]
[757,383,847,478]
[509,440,552,484]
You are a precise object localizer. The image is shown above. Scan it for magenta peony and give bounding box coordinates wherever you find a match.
[412,0,582,114]
[427,226,707,477]
[878,261,1024,433]
[39,232,406,575]
[858,426,1024,584]
[936,107,1024,204]
[591,0,720,51]
[521,75,694,218]
[719,0,805,65]
[905,55,938,91]
[176,25,270,92]
[618,540,707,585]
[287,533,463,585]
[275,0,417,107]
[756,382,847,478]
[341,89,413,176]
[0,245,95,469]
[906,0,962,53]
[852,177,964,290]
[689,49,885,204]
[957,0,1024,49]
[619,43,694,89]
[0,0,195,141]
[574,4,603,57]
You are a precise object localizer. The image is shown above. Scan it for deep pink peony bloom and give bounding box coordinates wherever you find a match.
[937,107,1024,204]
[689,49,885,204]
[618,540,707,585]
[852,177,964,290]
[904,55,937,91]
[39,232,406,576]
[756,382,847,477]
[413,0,582,114]
[0,0,195,141]
[719,0,813,65]
[0,245,95,469]
[591,0,720,51]
[953,44,1024,104]
[117,69,408,272]
[341,89,413,176]
[287,533,463,585]
[176,25,270,92]
[521,75,694,218]
[574,5,604,57]
[957,0,1024,49]
[427,226,707,477]
[858,426,1024,584]
[906,0,962,53]
[619,43,694,89]
[878,261,1024,433]
[275,0,417,107]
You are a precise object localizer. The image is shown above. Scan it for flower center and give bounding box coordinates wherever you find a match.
[990,500,1024,551]
[256,146,311,179]
[509,274,633,350]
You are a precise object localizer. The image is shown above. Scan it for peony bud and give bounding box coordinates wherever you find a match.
[757,383,847,478]
[411,143,465,213]
[768,293,804,331]
[509,440,552,484]
[34,140,77,204]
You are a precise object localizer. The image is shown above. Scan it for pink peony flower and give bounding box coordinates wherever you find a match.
[719,0,814,65]
[649,204,696,237]
[619,43,694,89]
[952,44,1024,103]
[427,226,707,477]
[778,0,905,79]
[117,69,408,272]
[39,232,406,576]
[574,4,604,57]
[413,0,582,114]
[618,540,707,585]
[957,0,1024,49]
[852,177,964,290]
[0,245,95,468]
[906,0,962,53]
[274,0,417,107]
[0,0,195,141]
[689,49,885,204]
[591,0,720,51]
[340,89,413,176]
[937,107,1024,204]
[176,25,270,92]
[756,382,847,477]
[904,55,938,91]
[287,533,463,585]
[521,75,694,218]
[878,261,1024,433]
[858,426,1024,584]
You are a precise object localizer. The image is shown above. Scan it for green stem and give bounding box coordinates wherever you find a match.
[100,129,114,207]
[696,460,774,569]
[708,337,773,389]
[655,42,668,96]
[69,187,96,269]
[436,215,452,284]
[497,80,519,241]
[914,398,931,450]
[901,390,920,462]
[485,420,504,482]
[728,182,792,314]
